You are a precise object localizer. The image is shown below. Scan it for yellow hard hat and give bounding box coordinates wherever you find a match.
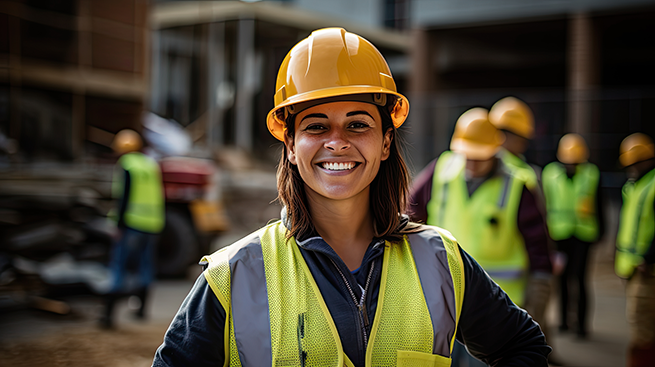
[619,133,655,167]
[450,108,505,160]
[111,129,142,155]
[557,133,589,164]
[488,96,534,139]
[266,28,409,141]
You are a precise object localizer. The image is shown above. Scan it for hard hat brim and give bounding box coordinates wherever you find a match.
[620,148,655,167]
[266,86,409,141]
[450,139,500,161]
[557,152,587,165]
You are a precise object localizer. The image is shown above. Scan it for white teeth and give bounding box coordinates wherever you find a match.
[323,162,355,171]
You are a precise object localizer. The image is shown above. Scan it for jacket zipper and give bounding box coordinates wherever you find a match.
[330,258,375,346]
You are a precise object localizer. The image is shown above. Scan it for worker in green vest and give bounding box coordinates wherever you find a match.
[102,129,165,329]
[488,96,565,364]
[542,133,603,339]
[152,28,551,367]
[616,133,655,367]
[409,108,553,366]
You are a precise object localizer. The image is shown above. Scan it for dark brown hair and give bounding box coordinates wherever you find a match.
[275,100,416,242]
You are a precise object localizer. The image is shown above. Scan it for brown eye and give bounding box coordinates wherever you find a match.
[349,121,370,129]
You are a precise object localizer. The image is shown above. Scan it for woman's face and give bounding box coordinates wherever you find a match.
[285,101,392,203]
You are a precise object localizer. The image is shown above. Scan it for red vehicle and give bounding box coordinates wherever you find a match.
[157,156,229,277]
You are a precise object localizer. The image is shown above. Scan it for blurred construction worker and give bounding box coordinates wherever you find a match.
[616,133,655,367]
[542,134,604,339]
[489,96,540,189]
[102,129,165,328]
[488,96,562,357]
[408,108,552,366]
[153,28,551,367]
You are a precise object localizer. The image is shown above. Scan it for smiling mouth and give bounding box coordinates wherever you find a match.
[319,162,358,171]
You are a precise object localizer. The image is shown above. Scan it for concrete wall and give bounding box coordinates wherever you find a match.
[412,0,655,27]
[294,0,382,28]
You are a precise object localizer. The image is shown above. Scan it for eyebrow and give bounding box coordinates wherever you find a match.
[346,110,374,119]
[300,113,328,122]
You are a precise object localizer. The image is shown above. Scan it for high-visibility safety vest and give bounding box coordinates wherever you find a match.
[112,152,165,234]
[542,162,600,242]
[202,221,465,367]
[426,150,529,306]
[615,168,655,279]
[499,149,539,191]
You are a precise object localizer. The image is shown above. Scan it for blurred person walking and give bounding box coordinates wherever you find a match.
[152,28,551,366]
[408,108,552,366]
[102,129,165,328]
[542,134,603,339]
[488,96,563,364]
[615,133,655,367]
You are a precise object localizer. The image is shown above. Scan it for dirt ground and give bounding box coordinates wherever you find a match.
[0,323,166,367]
[0,172,279,367]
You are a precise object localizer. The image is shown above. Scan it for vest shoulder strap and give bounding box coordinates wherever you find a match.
[422,225,466,352]
[202,226,271,367]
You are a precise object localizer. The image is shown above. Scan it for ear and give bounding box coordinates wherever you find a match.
[381,128,393,161]
[284,133,297,165]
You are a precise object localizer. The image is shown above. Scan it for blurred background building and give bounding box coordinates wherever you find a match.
[1,1,654,365]
[1,0,654,283]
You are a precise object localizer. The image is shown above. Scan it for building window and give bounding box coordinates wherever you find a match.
[384,0,409,30]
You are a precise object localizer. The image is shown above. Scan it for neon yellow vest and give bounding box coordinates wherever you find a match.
[202,222,465,367]
[427,150,529,306]
[499,150,539,191]
[542,162,600,242]
[615,168,655,278]
[112,152,165,233]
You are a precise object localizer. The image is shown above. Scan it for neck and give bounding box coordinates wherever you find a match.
[305,187,375,270]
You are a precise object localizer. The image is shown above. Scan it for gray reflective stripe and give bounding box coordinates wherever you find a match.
[497,173,512,208]
[485,269,525,279]
[230,239,272,366]
[408,230,456,357]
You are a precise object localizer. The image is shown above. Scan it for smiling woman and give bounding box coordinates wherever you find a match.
[152,28,552,367]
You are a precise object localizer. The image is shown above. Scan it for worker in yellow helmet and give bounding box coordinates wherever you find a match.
[102,129,165,329]
[542,134,603,339]
[489,96,540,189]
[152,28,550,366]
[408,107,552,366]
[616,133,655,367]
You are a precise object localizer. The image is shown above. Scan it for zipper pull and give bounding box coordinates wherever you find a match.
[360,304,370,328]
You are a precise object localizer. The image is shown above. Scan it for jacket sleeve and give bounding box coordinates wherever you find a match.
[152,274,226,367]
[117,168,131,229]
[407,159,438,223]
[456,246,551,366]
[517,186,552,274]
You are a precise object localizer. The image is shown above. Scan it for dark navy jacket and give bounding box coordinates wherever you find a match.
[152,221,551,367]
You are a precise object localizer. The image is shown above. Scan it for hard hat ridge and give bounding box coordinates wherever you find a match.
[112,129,142,155]
[450,108,505,160]
[557,133,589,164]
[620,132,655,167]
[489,96,534,139]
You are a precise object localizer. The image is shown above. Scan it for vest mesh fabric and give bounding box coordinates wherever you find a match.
[202,246,244,367]
[367,238,435,366]
[427,150,528,306]
[261,223,343,367]
[616,168,655,278]
[203,222,467,366]
[542,162,599,242]
[113,152,165,233]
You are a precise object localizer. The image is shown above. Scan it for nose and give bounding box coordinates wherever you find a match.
[324,130,350,152]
